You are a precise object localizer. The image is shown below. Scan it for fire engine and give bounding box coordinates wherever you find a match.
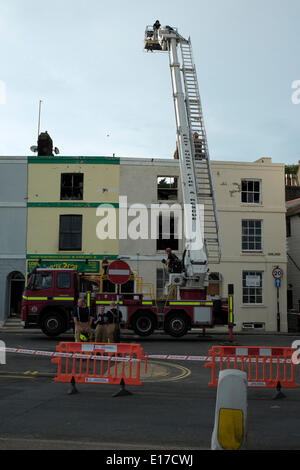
[22,23,232,338]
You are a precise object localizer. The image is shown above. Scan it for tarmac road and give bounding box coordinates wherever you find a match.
[0,329,300,450]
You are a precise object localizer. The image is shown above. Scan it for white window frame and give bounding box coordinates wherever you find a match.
[241,179,262,204]
[242,271,264,305]
[241,219,263,252]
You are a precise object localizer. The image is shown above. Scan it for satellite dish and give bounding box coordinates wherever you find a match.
[54,147,60,155]
[30,145,38,152]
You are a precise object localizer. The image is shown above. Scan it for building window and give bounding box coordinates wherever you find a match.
[59,215,82,251]
[207,272,221,296]
[242,220,263,252]
[157,177,178,200]
[156,214,179,251]
[241,179,261,204]
[242,271,263,304]
[61,173,83,200]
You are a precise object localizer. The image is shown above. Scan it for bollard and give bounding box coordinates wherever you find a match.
[211,369,248,450]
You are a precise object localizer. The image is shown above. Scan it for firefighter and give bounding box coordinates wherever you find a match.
[94,305,109,343]
[153,20,161,41]
[164,248,182,273]
[73,297,94,342]
[106,301,122,343]
[193,132,204,159]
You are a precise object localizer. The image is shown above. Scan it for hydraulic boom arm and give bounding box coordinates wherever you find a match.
[145,23,221,289]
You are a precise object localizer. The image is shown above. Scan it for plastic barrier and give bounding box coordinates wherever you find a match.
[51,342,148,386]
[211,370,248,450]
[205,346,297,388]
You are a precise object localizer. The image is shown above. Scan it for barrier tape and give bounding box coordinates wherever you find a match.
[0,347,293,364]
[1,347,210,363]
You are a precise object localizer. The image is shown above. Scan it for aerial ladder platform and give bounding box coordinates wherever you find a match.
[145,24,221,289]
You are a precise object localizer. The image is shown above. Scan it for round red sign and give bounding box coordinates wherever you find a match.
[107,260,131,285]
[272,267,283,279]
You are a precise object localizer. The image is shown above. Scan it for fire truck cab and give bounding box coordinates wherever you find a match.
[22,268,79,336]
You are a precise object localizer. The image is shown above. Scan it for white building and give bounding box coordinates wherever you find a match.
[120,156,287,332]
[286,198,300,313]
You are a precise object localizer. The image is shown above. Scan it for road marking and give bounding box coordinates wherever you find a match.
[142,360,191,383]
[0,374,36,379]
[24,370,39,376]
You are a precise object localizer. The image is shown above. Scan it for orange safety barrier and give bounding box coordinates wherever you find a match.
[52,342,148,386]
[205,346,297,389]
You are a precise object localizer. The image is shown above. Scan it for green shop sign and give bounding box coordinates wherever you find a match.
[28,260,100,273]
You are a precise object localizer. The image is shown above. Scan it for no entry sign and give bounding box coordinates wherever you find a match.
[272,267,283,279]
[107,260,131,285]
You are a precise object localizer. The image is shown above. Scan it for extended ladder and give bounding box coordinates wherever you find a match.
[179,39,221,264]
[144,24,221,268]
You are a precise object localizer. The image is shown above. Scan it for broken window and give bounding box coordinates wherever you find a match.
[241,179,261,204]
[61,173,84,200]
[156,213,179,251]
[157,177,178,200]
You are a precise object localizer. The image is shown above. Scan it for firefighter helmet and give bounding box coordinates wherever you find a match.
[80,332,90,342]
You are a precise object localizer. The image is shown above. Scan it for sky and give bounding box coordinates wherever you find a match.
[0,0,299,164]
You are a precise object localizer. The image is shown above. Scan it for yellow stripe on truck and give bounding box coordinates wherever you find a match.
[169,301,213,306]
[53,297,74,301]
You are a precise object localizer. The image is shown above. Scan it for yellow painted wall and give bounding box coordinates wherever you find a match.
[27,159,120,261]
[28,162,119,203]
[27,207,119,255]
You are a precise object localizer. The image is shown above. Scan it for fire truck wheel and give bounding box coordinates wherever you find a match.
[165,313,189,337]
[132,312,155,337]
[41,312,66,337]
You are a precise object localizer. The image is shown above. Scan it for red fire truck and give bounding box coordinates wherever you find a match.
[22,267,228,337]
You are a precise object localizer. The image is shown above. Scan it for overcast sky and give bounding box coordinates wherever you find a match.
[0,0,299,164]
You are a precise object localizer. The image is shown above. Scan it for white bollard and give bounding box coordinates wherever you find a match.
[0,340,6,364]
[211,369,248,450]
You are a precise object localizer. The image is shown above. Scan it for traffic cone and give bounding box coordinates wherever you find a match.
[113,378,132,397]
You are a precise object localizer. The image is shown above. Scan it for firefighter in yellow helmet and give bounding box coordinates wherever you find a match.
[73,297,94,342]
